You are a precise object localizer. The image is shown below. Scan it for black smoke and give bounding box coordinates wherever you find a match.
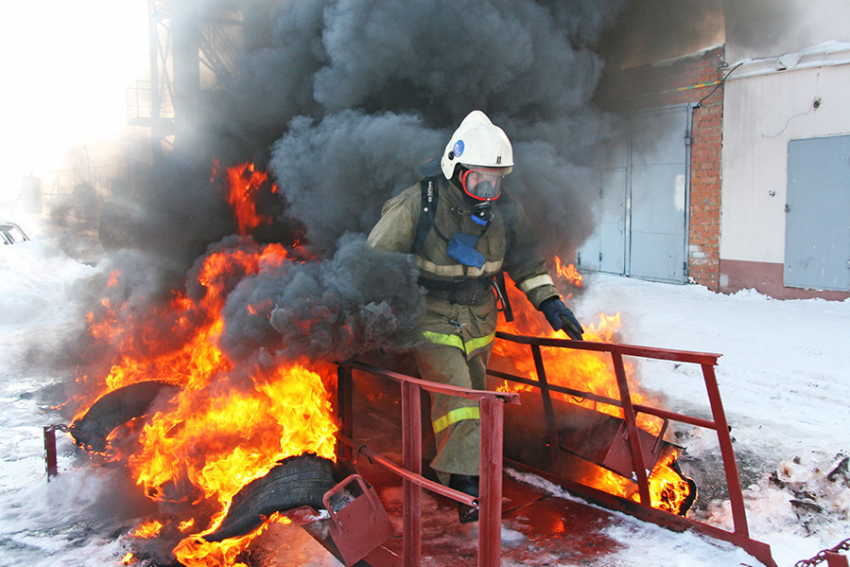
[52,0,640,382]
[252,0,627,259]
[65,0,641,374]
[594,0,725,69]
[268,111,444,253]
[101,0,631,363]
[228,0,628,356]
[222,232,425,362]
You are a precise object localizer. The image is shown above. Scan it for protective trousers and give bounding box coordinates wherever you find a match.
[413,342,493,484]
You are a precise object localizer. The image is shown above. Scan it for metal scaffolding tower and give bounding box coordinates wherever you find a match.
[128,0,245,161]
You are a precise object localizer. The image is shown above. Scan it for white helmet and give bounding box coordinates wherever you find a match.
[440,111,514,181]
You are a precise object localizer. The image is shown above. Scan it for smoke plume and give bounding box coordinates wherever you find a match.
[253,0,627,259]
[42,0,650,389]
[223,232,426,362]
[66,0,640,389]
[104,0,631,361]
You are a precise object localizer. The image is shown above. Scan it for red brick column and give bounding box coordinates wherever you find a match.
[687,55,723,290]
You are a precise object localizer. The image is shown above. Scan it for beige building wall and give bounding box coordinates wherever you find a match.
[720,46,850,296]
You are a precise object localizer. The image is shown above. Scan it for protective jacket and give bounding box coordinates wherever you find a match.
[367,175,559,356]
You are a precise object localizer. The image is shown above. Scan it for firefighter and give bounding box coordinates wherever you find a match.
[367,110,583,522]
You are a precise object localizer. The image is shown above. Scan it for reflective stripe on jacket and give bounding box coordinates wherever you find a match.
[432,406,481,433]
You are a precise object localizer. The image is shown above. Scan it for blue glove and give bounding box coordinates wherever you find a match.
[540,297,584,340]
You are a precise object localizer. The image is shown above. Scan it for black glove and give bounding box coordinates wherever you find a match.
[540,297,584,340]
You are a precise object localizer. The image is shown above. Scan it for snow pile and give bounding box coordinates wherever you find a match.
[740,453,850,535]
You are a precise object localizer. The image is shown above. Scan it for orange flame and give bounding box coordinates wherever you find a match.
[219,161,277,235]
[73,164,335,565]
[73,241,292,421]
[580,450,691,514]
[129,363,337,509]
[495,272,689,513]
[648,453,692,512]
[554,256,583,288]
[131,519,163,539]
[174,513,291,567]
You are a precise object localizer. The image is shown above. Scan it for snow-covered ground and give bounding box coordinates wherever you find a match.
[573,270,850,565]
[1,215,849,567]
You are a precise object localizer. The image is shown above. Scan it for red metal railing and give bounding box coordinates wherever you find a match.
[336,362,519,567]
[336,331,777,567]
[490,331,777,567]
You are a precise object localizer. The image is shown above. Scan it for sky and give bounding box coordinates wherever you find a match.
[0,1,149,202]
[1,222,849,566]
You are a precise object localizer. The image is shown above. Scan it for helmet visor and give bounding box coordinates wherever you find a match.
[461,168,504,200]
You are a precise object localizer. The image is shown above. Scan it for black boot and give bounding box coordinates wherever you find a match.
[449,474,479,524]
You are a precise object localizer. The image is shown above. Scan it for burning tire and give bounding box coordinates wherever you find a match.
[203,454,336,543]
[69,381,180,452]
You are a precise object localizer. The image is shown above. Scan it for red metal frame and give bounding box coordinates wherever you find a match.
[336,362,519,567]
[491,331,776,567]
[337,332,777,567]
[42,424,68,479]
[43,427,58,479]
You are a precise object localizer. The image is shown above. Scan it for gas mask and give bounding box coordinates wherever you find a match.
[460,167,504,201]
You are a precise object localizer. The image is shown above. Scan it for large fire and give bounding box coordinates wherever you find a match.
[72,163,337,566]
[73,162,689,566]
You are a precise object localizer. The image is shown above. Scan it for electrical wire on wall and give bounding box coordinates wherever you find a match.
[694,62,744,109]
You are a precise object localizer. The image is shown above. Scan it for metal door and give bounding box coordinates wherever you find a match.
[578,106,691,283]
[628,107,690,283]
[577,167,627,273]
[785,135,850,291]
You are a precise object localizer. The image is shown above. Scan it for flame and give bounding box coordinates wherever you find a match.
[73,240,292,421]
[495,269,690,512]
[648,453,692,512]
[554,256,583,288]
[129,363,337,508]
[174,513,291,567]
[219,161,277,235]
[73,163,336,565]
[131,519,163,538]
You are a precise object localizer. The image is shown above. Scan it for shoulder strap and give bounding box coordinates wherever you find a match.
[413,176,441,253]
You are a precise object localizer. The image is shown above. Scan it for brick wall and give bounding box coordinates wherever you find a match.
[595,46,726,289]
